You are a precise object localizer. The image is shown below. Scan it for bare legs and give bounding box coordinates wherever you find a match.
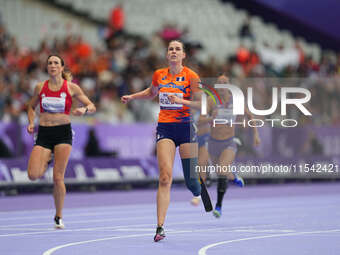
[156,139,176,227]
[27,144,72,219]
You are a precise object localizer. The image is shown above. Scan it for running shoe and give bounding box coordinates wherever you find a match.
[54,216,65,229]
[232,173,245,187]
[213,205,222,218]
[154,226,165,242]
[190,195,201,206]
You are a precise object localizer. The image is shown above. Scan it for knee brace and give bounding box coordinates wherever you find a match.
[181,158,201,196]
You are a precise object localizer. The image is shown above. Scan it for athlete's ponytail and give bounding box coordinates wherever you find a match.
[62,70,73,82]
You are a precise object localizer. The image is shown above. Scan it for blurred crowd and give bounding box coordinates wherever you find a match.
[0,13,340,126]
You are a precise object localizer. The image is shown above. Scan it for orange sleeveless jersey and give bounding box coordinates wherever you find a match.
[152,66,200,123]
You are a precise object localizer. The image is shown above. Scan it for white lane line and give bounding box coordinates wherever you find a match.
[198,229,340,255]
[0,205,287,228]
[0,206,282,231]
[234,229,295,233]
[2,203,339,223]
[2,195,336,216]
[0,201,188,216]
[41,225,285,255]
[0,226,290,234]
[0,211,146,221]
[0,219,214,237]
[41,233,160,255]
[0,206,199,221]
[114,228,171,232]
[0,228,54,231]
[0,205,153,217]
[0,221,280,238]
[0,204,263,221]
[0,216,153,228]
[1,199,338,220]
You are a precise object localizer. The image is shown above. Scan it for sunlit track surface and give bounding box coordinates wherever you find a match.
[1,183,340,255]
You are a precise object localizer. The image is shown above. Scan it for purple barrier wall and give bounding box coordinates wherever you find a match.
[93,123,156,158]
[16,123,156,160]
[0,157,159,184]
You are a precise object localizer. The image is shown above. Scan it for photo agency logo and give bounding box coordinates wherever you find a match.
[199,82,312,128]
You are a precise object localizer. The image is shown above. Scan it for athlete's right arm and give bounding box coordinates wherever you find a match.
[26,83,42,134]
[121,84,158,104]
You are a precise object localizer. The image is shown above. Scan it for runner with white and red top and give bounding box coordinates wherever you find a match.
[26,55,96,229]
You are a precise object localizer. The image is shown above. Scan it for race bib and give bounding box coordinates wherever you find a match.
[216,108,236,121]
[159,92,183,110]
[41,97,66,113]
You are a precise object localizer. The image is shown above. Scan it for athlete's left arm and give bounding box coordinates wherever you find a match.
[245,107,261,146]
[70,83,96,116]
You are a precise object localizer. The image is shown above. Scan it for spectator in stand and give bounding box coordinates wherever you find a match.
[0,15,340,129]
[107,3,125,44]
[239,16,254,41]
[236,45,260,75]
[159,23,184,43]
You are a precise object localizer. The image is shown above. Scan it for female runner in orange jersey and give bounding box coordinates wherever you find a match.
[121,40,202,241]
